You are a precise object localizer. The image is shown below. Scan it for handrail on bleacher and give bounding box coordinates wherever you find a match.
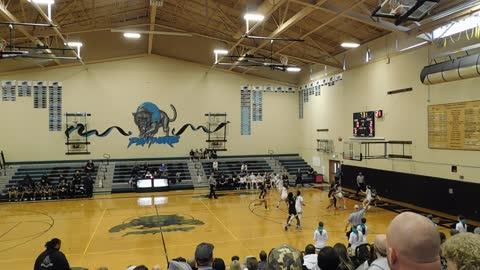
[0,151,6,176]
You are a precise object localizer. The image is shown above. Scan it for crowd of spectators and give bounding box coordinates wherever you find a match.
[190,149,217,161]
[35,211,480,270]
[206,171,291,192]
[7,160,95,202]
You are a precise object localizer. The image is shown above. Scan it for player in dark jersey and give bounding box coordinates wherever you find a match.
[284,192,300,231]
[326,181,338,210]
[254,182,269,210]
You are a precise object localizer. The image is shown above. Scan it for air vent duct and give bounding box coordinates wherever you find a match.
[420,53,480,85]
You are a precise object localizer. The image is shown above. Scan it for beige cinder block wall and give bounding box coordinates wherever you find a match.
[299,46,480,184]
[0,55,300,162]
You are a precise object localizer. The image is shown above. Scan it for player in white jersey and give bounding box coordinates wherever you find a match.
[362,185,376,209]
[295,190,306,231]
[334,181,347,209]
[276,186,288,209]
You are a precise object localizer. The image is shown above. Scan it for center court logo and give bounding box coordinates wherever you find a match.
[109,214,204,236]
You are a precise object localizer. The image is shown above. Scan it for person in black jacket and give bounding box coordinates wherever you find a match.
[34,238,70,270]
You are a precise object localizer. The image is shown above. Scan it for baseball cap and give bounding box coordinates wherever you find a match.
[267,245,302,270]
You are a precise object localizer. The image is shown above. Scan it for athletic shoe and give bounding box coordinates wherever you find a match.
[284,225,288,231]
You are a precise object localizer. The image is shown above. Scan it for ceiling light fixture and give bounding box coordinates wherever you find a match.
[399,41,428,52]
[213,49,228,55]
[341,42,360,48]
[213,49,229,64]
[28,0,54,4]
[286,67,301,72]
[244,14,265,22]
[124,33,141,39]
[65,42,83,58]
[244,13,265,33]
[28,0,55,20]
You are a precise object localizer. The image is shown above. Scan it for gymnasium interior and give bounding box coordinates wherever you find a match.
[0,0,479,269]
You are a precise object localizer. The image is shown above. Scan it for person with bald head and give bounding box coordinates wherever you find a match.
[386,212,441,270]
[368,234,390,270]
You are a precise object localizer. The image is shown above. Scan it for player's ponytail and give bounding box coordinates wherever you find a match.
[45,238,61,249]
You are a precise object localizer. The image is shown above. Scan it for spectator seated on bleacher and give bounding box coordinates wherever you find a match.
[189,149,195,161]
[145,171,154,180]
[7,185,18,202]
[131,163,141,177]
[217,174,227,190]
[159,163,168,177]
[57,176,69,199]
[240,163,248,174]
[84,160,95,174]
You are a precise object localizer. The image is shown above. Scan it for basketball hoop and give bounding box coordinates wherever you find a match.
[0,38,7,52]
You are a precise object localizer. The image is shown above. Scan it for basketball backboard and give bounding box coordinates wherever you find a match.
[372,0,440,25]
[342,141,362,161]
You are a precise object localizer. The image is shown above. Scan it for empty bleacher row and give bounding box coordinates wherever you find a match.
[278,156,316,183]
[112,159,192,192]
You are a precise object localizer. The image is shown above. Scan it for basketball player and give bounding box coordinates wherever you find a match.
[284,192,301,231]
[295,190,306,231]
[326,181,338,210]
[254,182,269,210]
[264,173,272,189]
[334,181,347,209]
[281,172,289,187]
[272,173,279,189]
[276,185,288,209]
[362,185,379,209]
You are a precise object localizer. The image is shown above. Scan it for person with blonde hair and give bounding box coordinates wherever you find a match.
[441,232,480,270]
[229,260,241,270]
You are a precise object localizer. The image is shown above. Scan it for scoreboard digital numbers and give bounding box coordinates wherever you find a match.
[353,111,375,137]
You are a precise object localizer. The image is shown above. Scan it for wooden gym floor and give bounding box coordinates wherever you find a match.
[0,187,449,270]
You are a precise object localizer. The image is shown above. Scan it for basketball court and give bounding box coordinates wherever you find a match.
[0,187,450,269]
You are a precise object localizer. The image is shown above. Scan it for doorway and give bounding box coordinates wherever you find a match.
[329,160,341,183]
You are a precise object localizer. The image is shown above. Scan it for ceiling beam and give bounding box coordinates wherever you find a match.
[211,0,289,69]
[290,0,409,32]
[0,2,55,66]
[148,3,157,54]
[228,0,329,71]
[29,2,86,67]
[153,23,335,67]
[274,0,369,60]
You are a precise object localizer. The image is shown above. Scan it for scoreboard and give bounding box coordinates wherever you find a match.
[353,111,375,137]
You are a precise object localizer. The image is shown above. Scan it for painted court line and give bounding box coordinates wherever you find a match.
[200,199,238,241]
[82,208,106,258]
